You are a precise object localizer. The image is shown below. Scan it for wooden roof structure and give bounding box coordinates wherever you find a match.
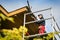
[0,5,38,35]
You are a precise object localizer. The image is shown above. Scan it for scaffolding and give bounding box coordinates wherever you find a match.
[23,8,60,40]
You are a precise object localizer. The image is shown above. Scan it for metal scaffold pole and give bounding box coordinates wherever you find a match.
[49,8,55,40]
[23,14,26,40]
[25,17,53,24]
[25,8,51,15]
[24,32,60,38]
[50,8,60,39]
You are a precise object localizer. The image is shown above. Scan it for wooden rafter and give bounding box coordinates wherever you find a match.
[0,5,29,17]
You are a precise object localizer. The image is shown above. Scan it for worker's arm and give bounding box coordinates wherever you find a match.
[31,16,37,20]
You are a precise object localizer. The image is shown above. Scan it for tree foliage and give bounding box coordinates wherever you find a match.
[0,26,28,40]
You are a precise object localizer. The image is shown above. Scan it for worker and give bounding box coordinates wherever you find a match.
[32,14,45,34]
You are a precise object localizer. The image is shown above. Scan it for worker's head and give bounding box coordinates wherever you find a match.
[38,14,43,19]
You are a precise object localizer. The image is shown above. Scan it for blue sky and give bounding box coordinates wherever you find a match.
[0,0,60,39]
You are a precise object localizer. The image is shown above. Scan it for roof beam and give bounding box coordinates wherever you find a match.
[0,5,29,17]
